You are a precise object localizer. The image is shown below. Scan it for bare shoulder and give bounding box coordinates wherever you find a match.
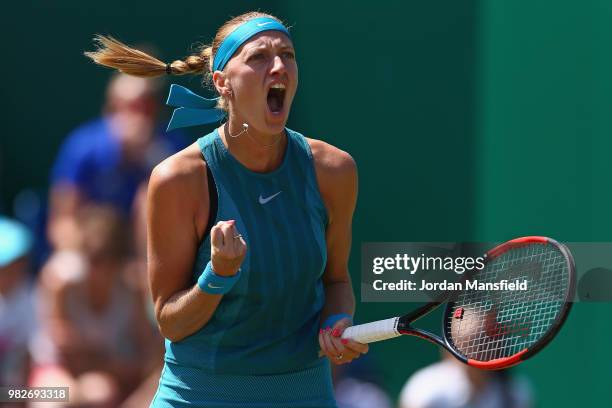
[149,143,207,204]
[306,138,357,222]
[148,142,210,238]
[306,138,357,179]
[150,143,207,193]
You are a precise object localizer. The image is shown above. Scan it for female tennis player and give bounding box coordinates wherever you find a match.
[85,11,367,407]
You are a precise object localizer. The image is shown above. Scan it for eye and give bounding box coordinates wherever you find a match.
[282,51,295,59]
[249,52,266,62]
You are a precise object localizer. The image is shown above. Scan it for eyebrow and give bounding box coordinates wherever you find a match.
[246,42,294,52]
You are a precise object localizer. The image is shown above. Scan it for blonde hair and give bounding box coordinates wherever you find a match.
[84,11,285,112]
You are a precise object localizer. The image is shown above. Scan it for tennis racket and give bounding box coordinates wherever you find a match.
[344,236,575,369]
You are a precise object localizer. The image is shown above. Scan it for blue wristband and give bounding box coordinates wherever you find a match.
[321,313,353,329]
[197,261,241,294]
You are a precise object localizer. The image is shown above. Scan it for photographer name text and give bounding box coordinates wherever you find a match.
[372,279,528,291]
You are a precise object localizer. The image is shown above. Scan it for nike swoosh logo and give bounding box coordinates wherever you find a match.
[208,283,223,289]
[257,22,273,27]
[258,191,282,204]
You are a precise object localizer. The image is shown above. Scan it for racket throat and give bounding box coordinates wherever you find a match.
[401,326,448,349]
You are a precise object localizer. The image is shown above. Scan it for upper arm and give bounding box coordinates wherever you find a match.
[147,153,208,320]
[311,140,358,284]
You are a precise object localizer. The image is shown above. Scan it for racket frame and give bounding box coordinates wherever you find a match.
[394,236,576,369]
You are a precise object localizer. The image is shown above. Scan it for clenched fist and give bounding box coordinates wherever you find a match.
[210,220,247,276]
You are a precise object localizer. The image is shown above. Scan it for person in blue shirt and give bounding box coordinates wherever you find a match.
[48,73,186,250]
[86,11,368,407]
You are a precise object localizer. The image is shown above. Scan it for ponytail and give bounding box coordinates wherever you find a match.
[84,35,212,78]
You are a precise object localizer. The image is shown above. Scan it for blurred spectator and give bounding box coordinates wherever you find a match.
[0,216,36,387]
[47,73,186,250]
[30,205,159,406]
[0,152,5,213]
[332,354,393,408]
[119,184,166,408]
[399,352,532,408]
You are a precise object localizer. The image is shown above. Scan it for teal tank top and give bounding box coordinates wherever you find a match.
[163,128,329,375]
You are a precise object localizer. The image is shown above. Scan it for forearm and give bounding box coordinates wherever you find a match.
[156,285,223,342]
[321,279,355,325]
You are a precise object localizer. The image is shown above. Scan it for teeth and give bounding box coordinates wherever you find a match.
[270,83,286,90]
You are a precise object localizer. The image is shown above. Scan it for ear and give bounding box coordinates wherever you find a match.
[212,71,232,98]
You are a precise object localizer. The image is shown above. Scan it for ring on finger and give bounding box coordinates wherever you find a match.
[233,234,242,239]
[335,354,343,360]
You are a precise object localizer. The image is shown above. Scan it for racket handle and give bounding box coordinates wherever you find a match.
[341,317,401,344]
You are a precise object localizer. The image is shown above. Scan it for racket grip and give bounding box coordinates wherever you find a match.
[341,317,401,344]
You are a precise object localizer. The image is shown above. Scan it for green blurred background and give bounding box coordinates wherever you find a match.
[1,1,610,406]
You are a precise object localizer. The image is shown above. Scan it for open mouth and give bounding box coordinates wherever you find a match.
[267,83,286,114]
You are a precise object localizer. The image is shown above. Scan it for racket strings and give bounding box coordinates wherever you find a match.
[447,243,569,362]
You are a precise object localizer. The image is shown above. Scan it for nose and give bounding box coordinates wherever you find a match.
[269,55,286,76]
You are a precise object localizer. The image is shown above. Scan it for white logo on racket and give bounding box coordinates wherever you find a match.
[258,191,282,204]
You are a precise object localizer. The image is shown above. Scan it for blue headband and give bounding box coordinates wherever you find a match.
[213,17,291,72]
[166,17,291,131]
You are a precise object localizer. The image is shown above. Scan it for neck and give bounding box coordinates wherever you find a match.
[220,117,287,173]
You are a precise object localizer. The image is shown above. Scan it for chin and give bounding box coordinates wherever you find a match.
[263,110,289,133]
[248,119,285,136]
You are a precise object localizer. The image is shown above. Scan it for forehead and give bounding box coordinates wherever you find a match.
[239,31,294,51]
